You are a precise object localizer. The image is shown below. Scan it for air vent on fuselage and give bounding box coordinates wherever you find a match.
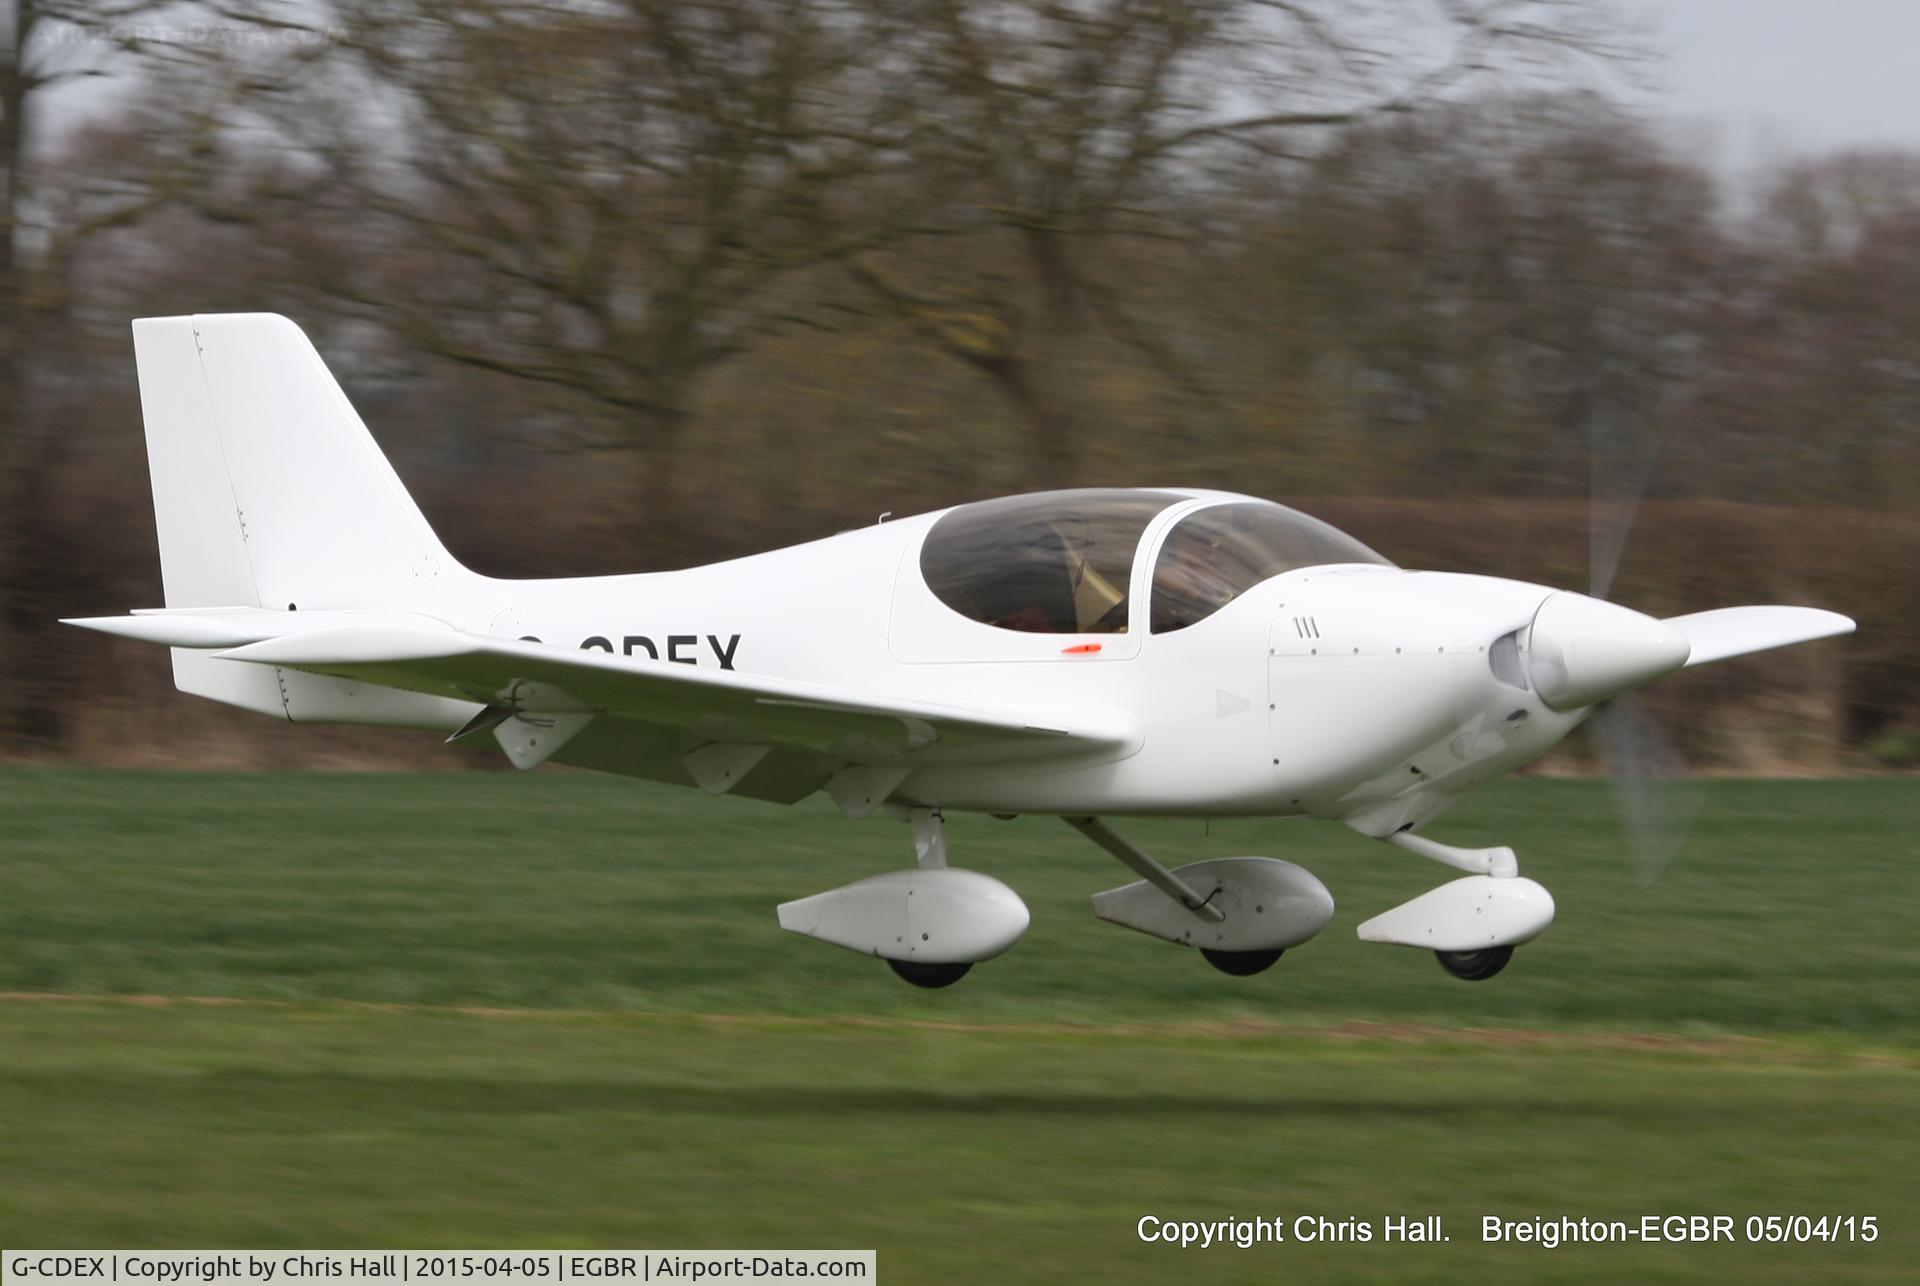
[1488,630,1529,690]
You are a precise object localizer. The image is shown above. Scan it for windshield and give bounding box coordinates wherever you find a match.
[920,489,1182,633]
[1151,501,1392,632]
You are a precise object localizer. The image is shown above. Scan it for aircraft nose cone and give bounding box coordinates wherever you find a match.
[1527,592,1692,712]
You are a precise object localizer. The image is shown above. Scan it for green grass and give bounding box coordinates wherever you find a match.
[1,770,1917,1279]
[2,770,1917,1035]
[1,1001,1913,1282]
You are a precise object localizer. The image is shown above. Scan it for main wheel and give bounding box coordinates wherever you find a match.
[1200,946,1285,977]
[887,958,972,989]
[1434,945,1514,981]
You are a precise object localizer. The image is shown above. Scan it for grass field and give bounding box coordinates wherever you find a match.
[1,769,1916,1280]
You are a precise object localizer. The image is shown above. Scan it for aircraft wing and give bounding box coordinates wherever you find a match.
[65,609,1133,808]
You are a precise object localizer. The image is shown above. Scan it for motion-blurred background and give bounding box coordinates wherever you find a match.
[5,10,1919,1272]
[0,0,1910,772]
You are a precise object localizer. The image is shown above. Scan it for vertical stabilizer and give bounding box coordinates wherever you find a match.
[131,312,469,717]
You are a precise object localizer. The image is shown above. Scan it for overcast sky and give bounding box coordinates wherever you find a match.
[37,1,1920,170]
[1641,0,1920,160]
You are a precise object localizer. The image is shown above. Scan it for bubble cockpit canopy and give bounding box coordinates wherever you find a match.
[1148,500,1393,633]
[918,489,1391,635]
[919,489,1180,634]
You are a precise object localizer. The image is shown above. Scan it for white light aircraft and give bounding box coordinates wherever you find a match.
[68,314,1855,988]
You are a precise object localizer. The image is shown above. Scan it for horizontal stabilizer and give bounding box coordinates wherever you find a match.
[65,608,467,653]
[63,611,275,649]
[1665,606,1855,667]
[217,623,481,667]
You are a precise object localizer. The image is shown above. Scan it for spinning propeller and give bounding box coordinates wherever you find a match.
[1583,396,1702,883]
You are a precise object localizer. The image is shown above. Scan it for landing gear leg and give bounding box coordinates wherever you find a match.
[1063,816,1225,922]
[1069,817,1333,976]
[777,806,1030,985]
[883,808,972,989]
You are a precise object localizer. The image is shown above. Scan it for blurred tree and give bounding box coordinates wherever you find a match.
[250,0,924,556]
[847,0,1640,486]
[1,0,244,746]
[1714,150,1920,507]
[1759,148,1920,260]
[1254,98,1721,508]
[0,1,1907,766]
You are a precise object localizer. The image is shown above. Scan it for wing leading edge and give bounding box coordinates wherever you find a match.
[67,610,1135,809]
[219,623,1129,750]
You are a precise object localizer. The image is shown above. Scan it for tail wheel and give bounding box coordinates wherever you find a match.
[1435,945,1514,981]
[1200,946,1285,977]
[887,958,972,989]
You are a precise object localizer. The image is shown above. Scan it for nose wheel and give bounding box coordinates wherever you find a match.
[1434,945,1514,981]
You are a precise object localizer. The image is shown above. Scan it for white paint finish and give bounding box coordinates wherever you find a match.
[1092,857,1335,952]
[97,312,1850,825]
[132,317,276,718]
[1065,816,1227,921]
[212,619,1137,762]
[275,669,479,729]
[1383,829,1520,879]
[776,868,1031,963]
[1528,592,1693,711]
[1667,605,1856,667]
[1356,876,1556,951]
[78,313,1865,977]
[219,624,475,667]
[1260,570,1586,822]
[131,317,258,610]
[72,606,465,650]
[188,313,462,612]
[62,613,269,649]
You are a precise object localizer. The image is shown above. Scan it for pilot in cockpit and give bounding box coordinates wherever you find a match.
[1150,522,1237,633]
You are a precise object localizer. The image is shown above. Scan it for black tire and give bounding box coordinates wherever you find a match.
[1200,946,1285,977]
[1434,945,1514,982]
[887,958,972,989]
